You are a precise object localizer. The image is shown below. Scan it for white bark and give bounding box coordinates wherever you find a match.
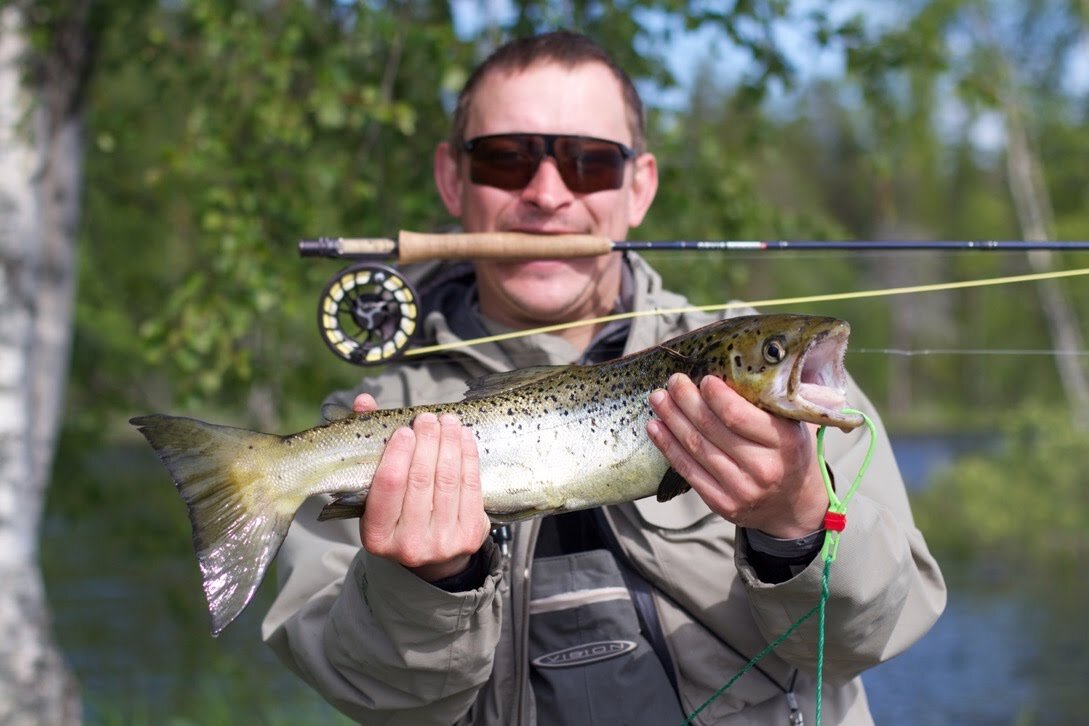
[1003,94,1089,430]
[0,4,83,723]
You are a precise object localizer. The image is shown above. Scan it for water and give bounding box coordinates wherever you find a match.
[892,432,1001,491]
[41,437,1087,723]
[862,564,1089,724]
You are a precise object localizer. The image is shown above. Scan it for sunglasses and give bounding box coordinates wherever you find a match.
[462,133,636,194]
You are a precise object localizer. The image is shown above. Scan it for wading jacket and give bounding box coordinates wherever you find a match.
[262,254,947,725]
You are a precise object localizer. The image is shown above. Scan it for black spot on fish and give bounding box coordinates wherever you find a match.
[734,355,742,367]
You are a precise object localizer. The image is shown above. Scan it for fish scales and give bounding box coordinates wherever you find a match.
[131,313,863,634]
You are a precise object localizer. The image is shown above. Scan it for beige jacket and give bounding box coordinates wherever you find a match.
[263,254,946,724]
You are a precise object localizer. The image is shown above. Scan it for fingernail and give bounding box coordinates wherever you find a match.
[649,389,665,408]
[413,412,438,427]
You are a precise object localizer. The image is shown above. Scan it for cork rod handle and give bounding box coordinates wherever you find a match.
[396,231,613,263]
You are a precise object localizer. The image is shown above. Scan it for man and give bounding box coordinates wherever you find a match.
[263,30,946,724]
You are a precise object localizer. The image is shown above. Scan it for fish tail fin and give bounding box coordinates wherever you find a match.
[130,413,303,635]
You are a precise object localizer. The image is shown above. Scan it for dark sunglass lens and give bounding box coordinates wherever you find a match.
[467,136,541,190]
[554,137,627,193]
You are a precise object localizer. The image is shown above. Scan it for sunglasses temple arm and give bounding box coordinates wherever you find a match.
[299,231,615,263]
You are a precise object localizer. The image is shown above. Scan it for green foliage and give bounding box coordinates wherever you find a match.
[913,404,1089,566]
[68,0,1089,439]
[74,0,474,432]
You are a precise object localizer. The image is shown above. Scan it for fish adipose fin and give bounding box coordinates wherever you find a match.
[320,401,358,421]
[129,414,304,635]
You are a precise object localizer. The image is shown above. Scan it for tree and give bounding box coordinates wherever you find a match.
[0,0,95,721]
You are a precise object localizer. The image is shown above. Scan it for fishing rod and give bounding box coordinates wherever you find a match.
[298,231,1089,262]
[300,231,1089,365]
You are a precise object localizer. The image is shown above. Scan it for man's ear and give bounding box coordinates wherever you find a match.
[434,142,463,217]
[627,152,659,228]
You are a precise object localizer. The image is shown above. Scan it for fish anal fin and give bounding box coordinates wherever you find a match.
[318,492,367,521]
[656,468,691,502]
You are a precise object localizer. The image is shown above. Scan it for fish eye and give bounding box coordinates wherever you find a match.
[762,337,787,364]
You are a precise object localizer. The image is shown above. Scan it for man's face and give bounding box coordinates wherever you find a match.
[435,61,658,331]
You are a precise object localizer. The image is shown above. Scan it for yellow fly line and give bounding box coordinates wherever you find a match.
[404,265,1089,359]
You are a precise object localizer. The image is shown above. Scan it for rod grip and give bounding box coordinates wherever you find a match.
[396,231,613,263]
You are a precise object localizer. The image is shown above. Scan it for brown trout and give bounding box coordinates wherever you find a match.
[131,313,862,634]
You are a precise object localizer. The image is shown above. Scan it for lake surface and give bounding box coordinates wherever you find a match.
[41,436,1086,723]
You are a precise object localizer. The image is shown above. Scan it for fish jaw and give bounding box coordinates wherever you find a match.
[775,320,863,431]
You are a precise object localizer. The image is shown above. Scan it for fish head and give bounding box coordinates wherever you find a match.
[717,314,864,432]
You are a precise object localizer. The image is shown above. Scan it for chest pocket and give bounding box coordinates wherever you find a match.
[528,549,684,726]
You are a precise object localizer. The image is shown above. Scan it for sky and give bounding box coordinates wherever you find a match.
[446,0,1088,153]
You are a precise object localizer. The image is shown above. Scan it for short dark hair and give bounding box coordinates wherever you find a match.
[450,30,646,154]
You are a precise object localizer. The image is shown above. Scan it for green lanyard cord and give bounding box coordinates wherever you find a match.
[681,409,876,726]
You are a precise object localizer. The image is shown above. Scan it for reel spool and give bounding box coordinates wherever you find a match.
[317,263,420,365]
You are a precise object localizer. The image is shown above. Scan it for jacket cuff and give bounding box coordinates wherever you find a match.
[429,544,494,592]
[742,528,825,584]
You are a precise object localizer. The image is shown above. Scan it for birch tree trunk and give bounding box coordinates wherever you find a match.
[1003,96,1089,431]
[0,2,91,722]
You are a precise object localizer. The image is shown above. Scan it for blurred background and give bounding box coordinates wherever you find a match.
[3,0,1088,723]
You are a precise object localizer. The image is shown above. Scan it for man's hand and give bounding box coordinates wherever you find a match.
[645,374,829,538]
[353,394,492,582]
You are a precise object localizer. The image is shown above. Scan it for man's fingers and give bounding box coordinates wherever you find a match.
[429,414,465,529]
[457,425,490,545]
[650,376,738,476]
[353,392,379,413]
[398,413,441,528]
[362,426,415,546]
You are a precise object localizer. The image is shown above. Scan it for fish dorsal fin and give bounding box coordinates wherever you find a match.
[656,468,691,502]
[462,365,570,400]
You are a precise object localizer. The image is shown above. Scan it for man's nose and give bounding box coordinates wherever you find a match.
[519,157,574,210]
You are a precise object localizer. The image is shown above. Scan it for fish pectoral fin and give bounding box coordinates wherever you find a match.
[461,365,570,400]
[318,492,367,521]
[656,468,691,502]
[656,344,695,366]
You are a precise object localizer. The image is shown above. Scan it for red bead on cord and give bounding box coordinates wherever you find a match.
[823,511,847,532]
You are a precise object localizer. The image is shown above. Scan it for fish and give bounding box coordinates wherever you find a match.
[131,313,863,634]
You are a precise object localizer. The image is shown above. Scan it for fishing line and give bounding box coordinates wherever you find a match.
[404,266,1089,359]
[852,348,1089,357]
[681,410,877,726]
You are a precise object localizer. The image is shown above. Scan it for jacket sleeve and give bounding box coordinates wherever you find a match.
[261,379,505,724]
[262,494,504,724]
[735,379,947,684]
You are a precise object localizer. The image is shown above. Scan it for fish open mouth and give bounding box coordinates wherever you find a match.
[789,324,865,431]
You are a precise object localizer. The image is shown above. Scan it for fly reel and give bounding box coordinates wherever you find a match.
[317,263,419,365]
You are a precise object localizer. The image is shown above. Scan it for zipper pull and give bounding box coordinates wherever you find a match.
[786,690,804,726]
[491,524,511,557]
